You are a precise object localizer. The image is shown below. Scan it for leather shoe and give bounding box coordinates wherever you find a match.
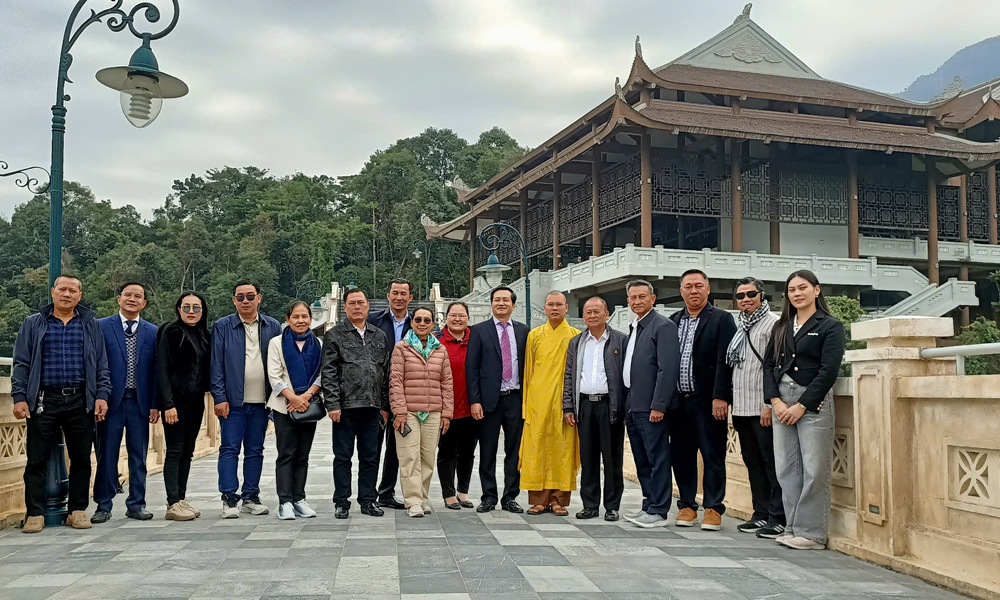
[502,501,524,514]
[361,503,384,517]
[460,500,475,509]
[378,496,405,510]
[126,509,153,521]
[90,510,112,524]
[576,508,600,519]
[445,501,462,510]
[335,505,350,519]
[605,510,620,522]
[476,501,496,513]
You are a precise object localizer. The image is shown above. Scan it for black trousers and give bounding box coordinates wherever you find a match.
[625,409,672,515]
[577,398,625,511]
[274,411,318,504]
[671,392,729,514]
[162,397,205,506]
[333,406,380,508]
[437,416,478,499]
[375,420,399,502]
[477,391,523,505]
[24,390,94,517]
[733,415,785,524]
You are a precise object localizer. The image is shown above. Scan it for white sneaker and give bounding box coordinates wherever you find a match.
[407,505,425,518]
[221,502,240,519]
[421,503,432,515]
[293,500,317,518]
[278,502,296,520]
[241,498,270,516]
[624,509,646,522]
[632,513,669,528]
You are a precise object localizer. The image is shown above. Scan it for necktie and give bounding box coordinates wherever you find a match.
[500,322,513,383]
[125,320,138,389]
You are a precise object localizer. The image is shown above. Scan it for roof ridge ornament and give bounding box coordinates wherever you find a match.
[615,77,626,101]
[635,35,642,60]
[714,31,782,64]
[934,76,963,101]
[734,3,752,24]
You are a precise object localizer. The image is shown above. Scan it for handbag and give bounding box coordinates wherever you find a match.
[288,395,325,423]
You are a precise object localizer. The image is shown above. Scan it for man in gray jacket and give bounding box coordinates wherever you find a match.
[562,296,627,522]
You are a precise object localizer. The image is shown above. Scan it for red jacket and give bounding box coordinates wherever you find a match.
[437,328,471,419]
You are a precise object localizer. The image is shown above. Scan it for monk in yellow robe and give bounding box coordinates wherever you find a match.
[519,291,581,515]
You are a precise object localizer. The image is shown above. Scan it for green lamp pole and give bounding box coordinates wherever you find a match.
[42,0,188,526]
[48,0,189,286]
[476,222,531,327]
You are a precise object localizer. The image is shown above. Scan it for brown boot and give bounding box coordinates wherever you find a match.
[66,510,92,529]
[22,516,44,534]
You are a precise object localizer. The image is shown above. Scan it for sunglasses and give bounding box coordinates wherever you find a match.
[412,317,434,325]
[735,290,760,300]
[181,305,202,313]
[235,293,257,302]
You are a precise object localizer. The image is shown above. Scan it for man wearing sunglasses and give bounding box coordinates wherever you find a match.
[210,281,282,519]
[669,269,736,531]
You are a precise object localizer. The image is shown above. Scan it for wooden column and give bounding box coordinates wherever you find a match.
[990,165,998,245]
[468,214,476,290]
[519,188,528,276]
[731,139,743,253]
[591,144,602,257]
[768,145,780,254]
[552,168,561,270]
[960,175,970,326]
[640,132,652,247]
[927,162,939,285]
[848,152,860,259]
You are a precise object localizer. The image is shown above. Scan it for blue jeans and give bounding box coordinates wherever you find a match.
[218,402,269,502]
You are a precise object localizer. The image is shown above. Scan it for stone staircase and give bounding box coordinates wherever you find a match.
[879,278,979,317]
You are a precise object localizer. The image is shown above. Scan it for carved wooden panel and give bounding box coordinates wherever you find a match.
[738,162,774,221]
[938,184,960,242]
[598,153,641,229]
[777,169,848,225]
[559,179,592,244]
[650,151,728,217]
[968,170,990,242]
[525,199,553,257]
[859,169,928,238]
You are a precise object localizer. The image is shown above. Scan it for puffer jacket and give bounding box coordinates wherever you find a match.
[388,340,454,419]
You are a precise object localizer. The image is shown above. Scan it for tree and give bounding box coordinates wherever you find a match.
[957,317,1000,375]
[827,295,866,376]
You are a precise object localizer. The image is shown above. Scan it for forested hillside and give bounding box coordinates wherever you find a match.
[0,126,527,355]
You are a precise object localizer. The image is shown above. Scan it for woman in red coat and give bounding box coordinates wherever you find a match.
[436,301,477,510]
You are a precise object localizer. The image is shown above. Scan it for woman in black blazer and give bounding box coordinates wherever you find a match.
[763,270,845,551]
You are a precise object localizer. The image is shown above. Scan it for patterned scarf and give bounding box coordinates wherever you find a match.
[726,299,771,368]
[404,328,440,361]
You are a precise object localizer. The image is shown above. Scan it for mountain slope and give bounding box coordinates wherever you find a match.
[900,36,1000,101]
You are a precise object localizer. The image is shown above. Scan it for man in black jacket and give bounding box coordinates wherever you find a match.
[621,280,680,528]
[669,269,737,531]
[322,287,392,519]
[366,278,413,510]
[562,296,627,521]
[466,286,529,514]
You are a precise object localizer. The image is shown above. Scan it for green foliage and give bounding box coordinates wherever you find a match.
[826,295,866,376]
[957,317,1000,375]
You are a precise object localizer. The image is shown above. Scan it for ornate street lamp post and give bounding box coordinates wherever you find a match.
[476,222,531,327]
[0,163,51,195]
[47,0,188,286]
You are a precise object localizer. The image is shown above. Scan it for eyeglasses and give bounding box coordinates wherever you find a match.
[235,293,257,302]
[181,305,202,313]
[412,317,434,325]
[735,290,760,300]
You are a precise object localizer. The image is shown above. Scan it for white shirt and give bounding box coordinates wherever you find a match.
[353,323,367,339]
[493,316,520,391]
[242,316,266,404]
[118,312,139,333]
[579,328,609,395]
[781,320,805,384]
[623,311,651,389]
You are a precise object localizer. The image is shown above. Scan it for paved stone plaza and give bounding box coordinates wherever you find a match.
[0,422,964,599]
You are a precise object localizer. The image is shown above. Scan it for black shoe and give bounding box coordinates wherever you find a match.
[476,501,496,513]
[502,501,524,514]
[91,510,111,524]
[756,523,786,539]
[459,500,475,509]
[576,508,600,519]
[335,505,350,519]
[737,518,769,534]
[604,510,620,522]
[445,501,462,510]
[126,509,153,521]
[378,496,405,510]
[361,503,384,517]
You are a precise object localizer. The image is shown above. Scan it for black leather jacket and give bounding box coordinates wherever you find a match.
[321,319,391,413]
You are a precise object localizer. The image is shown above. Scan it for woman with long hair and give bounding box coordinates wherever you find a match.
[157,292,211,521]
[763,270,845,550]
[266,301,323,520]
[436,301,477,510]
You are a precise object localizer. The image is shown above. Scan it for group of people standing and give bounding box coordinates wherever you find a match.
[11,267,844,551]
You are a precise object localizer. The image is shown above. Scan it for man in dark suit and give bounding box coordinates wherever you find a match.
[466,286,529,513]
[366,278,413,510]
[562,296,628,521]
[93,282,159,523]
[669,269,737,531]
[621,279,680,528]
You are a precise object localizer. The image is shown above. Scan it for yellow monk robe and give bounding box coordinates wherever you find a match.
[519,319,582,494]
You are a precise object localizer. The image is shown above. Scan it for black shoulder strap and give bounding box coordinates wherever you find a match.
[747,337,764,364]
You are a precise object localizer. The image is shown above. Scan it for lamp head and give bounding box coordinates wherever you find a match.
[476,252,511,288]
[96,38,188,128]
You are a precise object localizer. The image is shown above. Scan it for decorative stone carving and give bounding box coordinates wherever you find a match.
[615,77,626,102]
[733,3,752,24]
[947,442,999,515]
[832,428,854,488]
[726,421,741,460]
[635,35,642,60]
[933,76,964,101]
[714,32,781,64]
[957,448,991,501]
[0,423,26,463]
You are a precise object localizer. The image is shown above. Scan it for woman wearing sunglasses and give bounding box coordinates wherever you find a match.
[156,292,211,521]
[763,270,845,550]
[389,307,454,517]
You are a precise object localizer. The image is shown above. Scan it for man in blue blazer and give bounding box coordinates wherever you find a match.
[93,282,159,523]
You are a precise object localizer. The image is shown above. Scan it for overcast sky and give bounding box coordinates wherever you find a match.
[2,0,998,219]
